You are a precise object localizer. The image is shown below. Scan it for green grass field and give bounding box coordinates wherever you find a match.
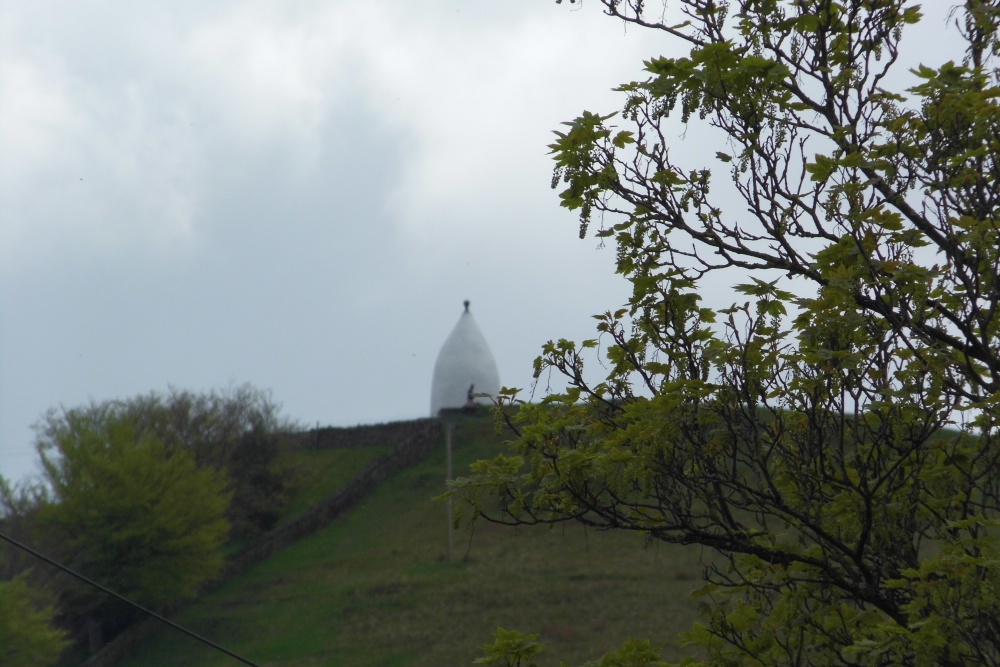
[278,445,394,521]
[120,414,712,667]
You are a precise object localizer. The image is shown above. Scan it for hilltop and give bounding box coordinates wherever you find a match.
[98,411,711,667]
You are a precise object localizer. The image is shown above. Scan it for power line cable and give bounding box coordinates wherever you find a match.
[0,530,262,667]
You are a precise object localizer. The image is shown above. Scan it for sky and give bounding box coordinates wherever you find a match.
[0,1,961,484]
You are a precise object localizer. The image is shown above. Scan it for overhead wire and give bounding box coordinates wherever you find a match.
[0,529,262,667]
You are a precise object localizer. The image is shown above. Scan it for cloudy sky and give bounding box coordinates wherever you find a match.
[0,1,960,483]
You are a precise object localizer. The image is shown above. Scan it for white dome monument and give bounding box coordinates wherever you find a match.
[430,300,500,416]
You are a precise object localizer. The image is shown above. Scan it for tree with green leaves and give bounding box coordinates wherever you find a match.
[37,403,231,651]
[0,575,69,667]
[0,476,51,581]
[454,1,1000,665]
[117,385,295,538]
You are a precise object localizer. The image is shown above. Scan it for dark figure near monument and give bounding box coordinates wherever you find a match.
[465,384,475,408]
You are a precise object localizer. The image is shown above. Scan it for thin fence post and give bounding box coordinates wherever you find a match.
[445,422,454,562]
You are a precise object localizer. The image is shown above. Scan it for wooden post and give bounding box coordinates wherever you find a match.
[445,422,454,562]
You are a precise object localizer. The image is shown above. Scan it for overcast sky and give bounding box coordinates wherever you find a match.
[0,1,960,484]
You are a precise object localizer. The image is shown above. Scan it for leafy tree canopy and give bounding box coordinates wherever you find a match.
[111,385,296,538]
[455,1,1000,665]
[0,575,69,667]
[0,476,51,580]
[37,404,231,624]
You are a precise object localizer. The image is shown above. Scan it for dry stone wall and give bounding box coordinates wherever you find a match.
[83,417,444,667]
[223,418,442,576]
[285,418,442,451]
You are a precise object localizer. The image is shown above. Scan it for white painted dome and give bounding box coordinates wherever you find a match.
[430,301,500,416]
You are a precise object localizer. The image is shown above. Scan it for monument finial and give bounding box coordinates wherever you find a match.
[463,299,470,312]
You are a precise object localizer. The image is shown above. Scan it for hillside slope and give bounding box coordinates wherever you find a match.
[120,413,710,667]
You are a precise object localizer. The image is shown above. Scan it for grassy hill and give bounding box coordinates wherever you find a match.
[119,413,712,667]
